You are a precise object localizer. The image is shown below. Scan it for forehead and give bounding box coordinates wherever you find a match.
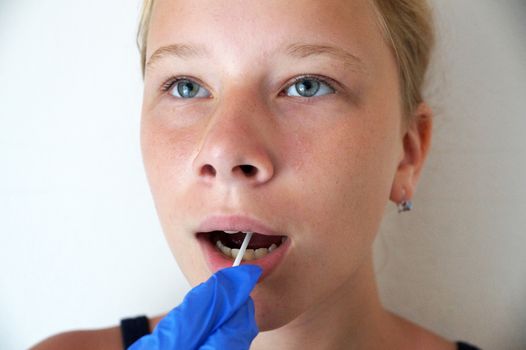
[147,0,388,70]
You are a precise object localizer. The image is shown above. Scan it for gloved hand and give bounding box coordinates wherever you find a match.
[129,264,262,350]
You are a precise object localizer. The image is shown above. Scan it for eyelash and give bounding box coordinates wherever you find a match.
[160,76,195,93]
[159,74,337,99]
[282,75,337,98]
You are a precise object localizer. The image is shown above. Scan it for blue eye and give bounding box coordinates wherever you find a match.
[164,78,211,99]
[285,77,335,98]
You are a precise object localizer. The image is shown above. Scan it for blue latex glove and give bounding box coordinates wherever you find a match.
[129,265,262,350]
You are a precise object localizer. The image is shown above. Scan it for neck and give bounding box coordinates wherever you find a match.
[250,253,398,350]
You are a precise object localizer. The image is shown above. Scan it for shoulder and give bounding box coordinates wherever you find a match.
[29,326,122,350]
[29,314,165,350]
[386,311,458,350]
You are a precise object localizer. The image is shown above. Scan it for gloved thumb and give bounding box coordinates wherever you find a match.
[199,297,258,350]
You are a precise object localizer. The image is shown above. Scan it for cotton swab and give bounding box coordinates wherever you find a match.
[232,232,253,267]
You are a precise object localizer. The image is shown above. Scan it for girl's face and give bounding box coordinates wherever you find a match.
[141,0,405,330]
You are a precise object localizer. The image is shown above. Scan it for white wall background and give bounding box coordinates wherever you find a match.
[0,1,524,349]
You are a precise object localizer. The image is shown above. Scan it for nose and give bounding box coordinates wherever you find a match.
[192,97,275,187]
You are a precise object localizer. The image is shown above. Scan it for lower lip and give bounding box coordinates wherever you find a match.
[196,233,291,281]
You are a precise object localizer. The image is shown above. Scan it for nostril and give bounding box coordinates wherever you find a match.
[238,164,257,177]
[201,164,216,177]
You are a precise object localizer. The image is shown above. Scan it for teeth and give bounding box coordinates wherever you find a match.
[243,249,255,260]
[215,239,277,260]
[231,248,240,258]
[220,245,232,256]
[222,230,253,234]
[254,247,269,258]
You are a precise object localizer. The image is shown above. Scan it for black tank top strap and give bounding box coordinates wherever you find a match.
[456,340,482,350]
[120,315,151,349]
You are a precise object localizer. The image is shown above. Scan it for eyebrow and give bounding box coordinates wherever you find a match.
[146,42,366,73]
[146,43,209,69]
[285,42,366,72]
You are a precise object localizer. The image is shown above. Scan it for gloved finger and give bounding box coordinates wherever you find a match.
[129,264,262,350]
[199,297,258,350]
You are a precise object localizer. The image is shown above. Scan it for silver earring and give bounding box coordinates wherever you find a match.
[397,199,413,213]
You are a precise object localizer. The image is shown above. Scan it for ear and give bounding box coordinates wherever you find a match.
[389,102,433,204]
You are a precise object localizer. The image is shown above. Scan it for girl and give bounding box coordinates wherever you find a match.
[32,0,480,349]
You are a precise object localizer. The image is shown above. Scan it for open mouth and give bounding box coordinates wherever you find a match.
[198,231,288,262]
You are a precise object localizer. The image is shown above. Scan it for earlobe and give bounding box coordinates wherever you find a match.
[389,102,433,205]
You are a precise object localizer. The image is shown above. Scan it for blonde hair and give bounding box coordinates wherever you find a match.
[370,0,435,123]
[136,0,434,121]
[137,0,154,76]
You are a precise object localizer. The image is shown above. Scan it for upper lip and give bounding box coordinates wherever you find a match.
[196,214,285,236]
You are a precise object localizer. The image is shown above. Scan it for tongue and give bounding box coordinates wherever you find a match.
[212,231,283,249]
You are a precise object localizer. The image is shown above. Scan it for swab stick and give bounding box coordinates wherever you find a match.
[232,232,253,267]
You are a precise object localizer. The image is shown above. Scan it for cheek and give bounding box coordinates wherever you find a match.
[140,120,198,227]
[141,120,213,284]
[285,117,395,260]
[141,118,195,184]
